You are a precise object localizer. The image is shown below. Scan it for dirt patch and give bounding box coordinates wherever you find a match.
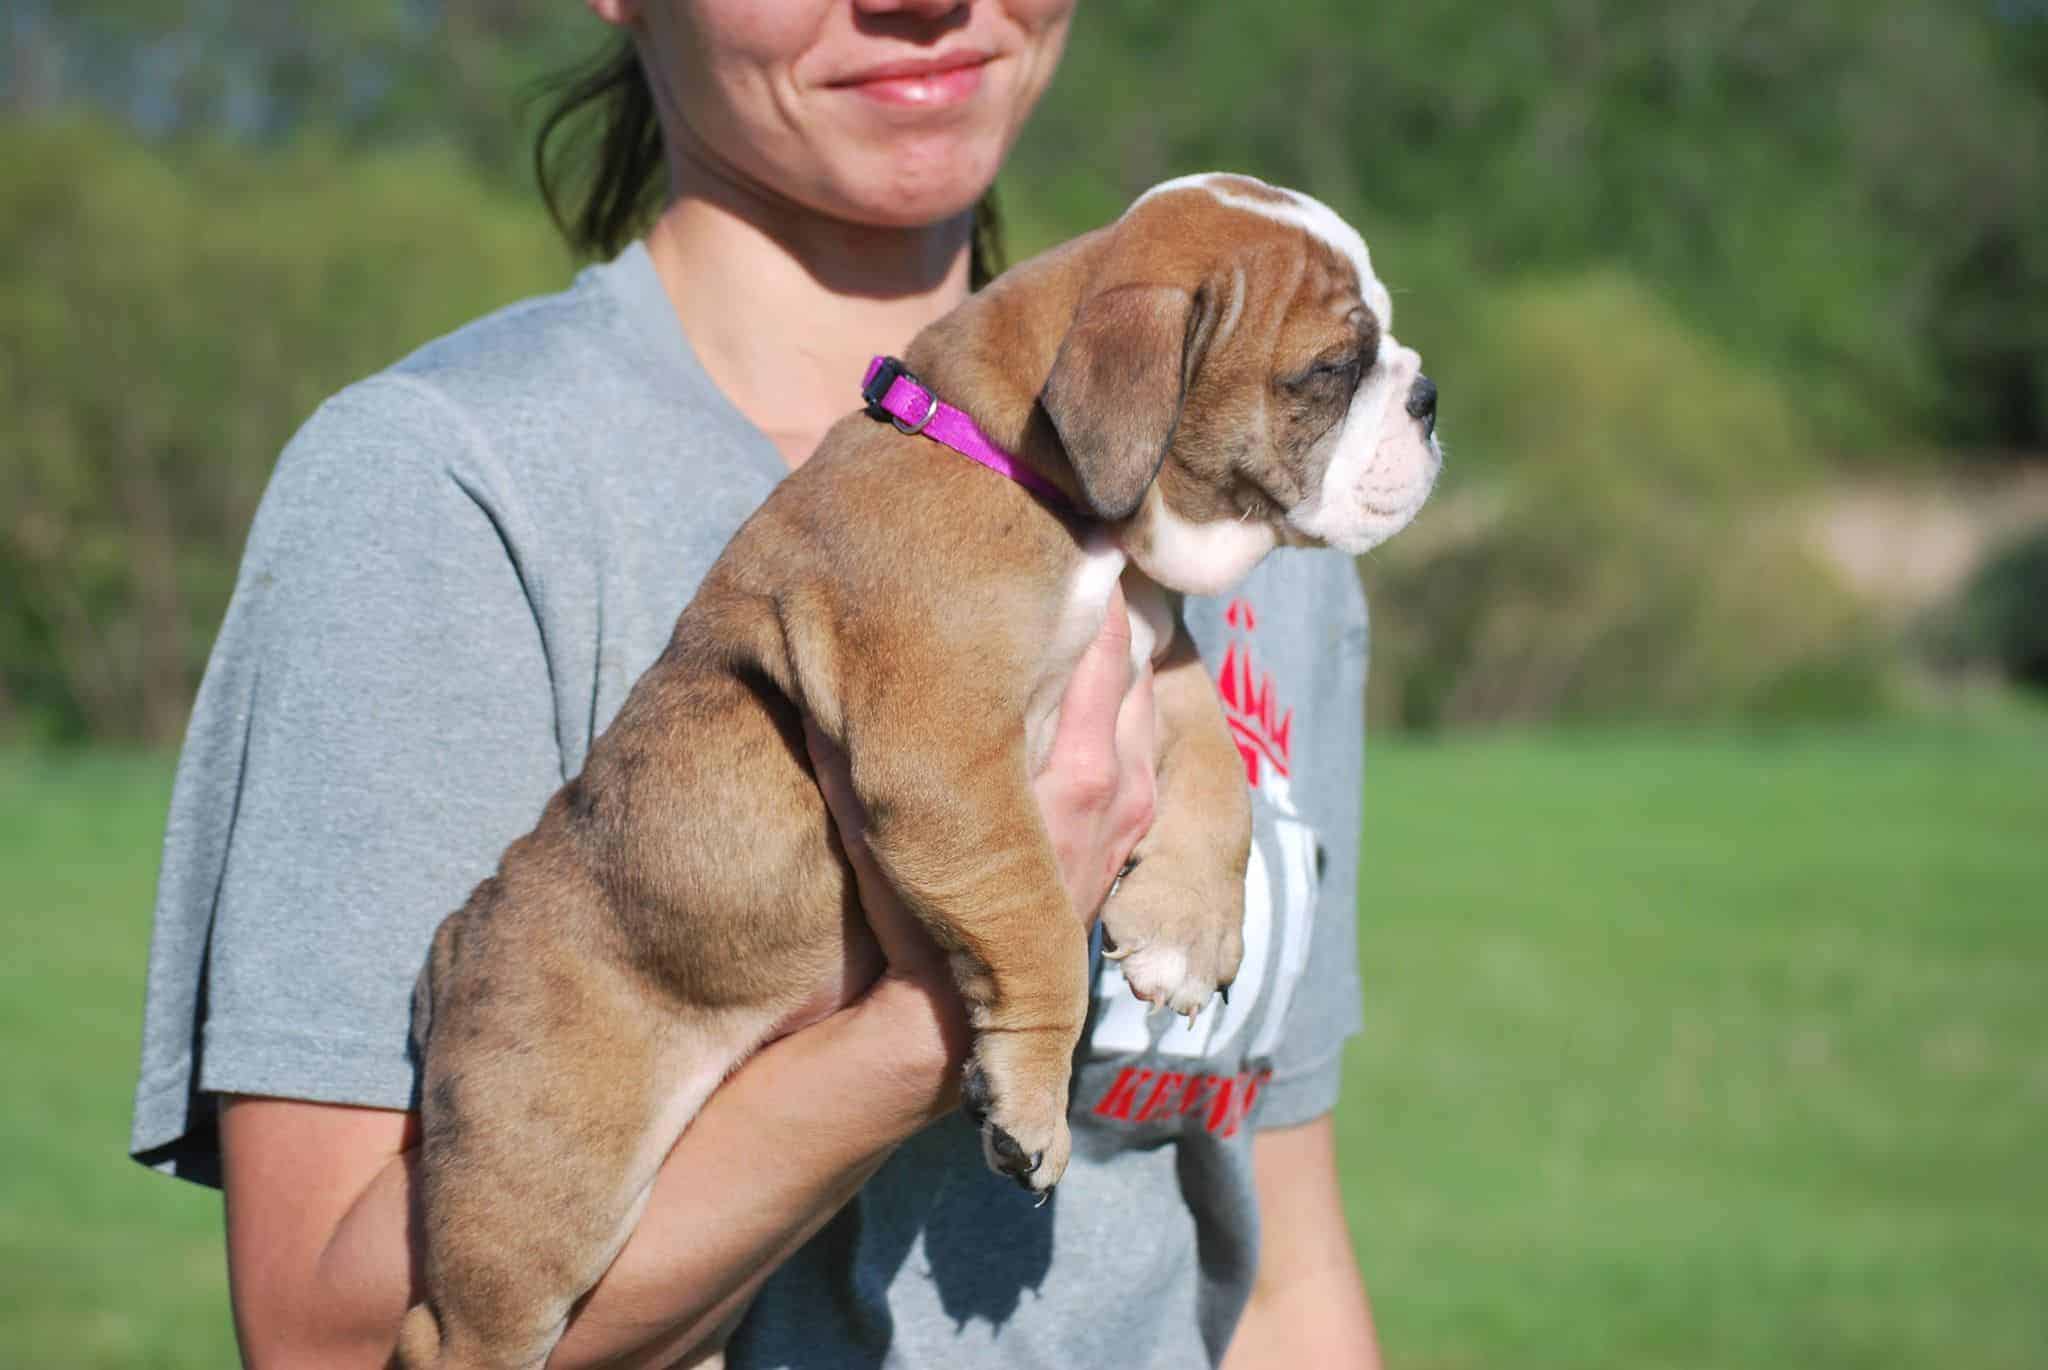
[1805,463,2048,622]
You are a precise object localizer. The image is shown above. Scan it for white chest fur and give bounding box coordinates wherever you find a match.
[1122,572,1173,676]
[1128,487,1278,597]
[1022,532,1180,772]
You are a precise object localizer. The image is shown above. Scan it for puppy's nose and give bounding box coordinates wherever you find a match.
[1406,374,1437,436]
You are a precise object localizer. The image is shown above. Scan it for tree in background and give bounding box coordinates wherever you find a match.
[14,0,2041,453]
[0,122,566,740]
[1012,0,2048,454]
[3,0,2044,739]
[6,0,598,176]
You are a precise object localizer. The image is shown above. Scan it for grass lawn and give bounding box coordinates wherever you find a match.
[1340,718,2048,1369]
[4,720,2044,1367]
[2,751,236,1368]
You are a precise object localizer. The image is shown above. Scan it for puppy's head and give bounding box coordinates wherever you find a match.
[1041,173,1441,594]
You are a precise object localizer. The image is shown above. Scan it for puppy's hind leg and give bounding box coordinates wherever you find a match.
[401,970,772,1370]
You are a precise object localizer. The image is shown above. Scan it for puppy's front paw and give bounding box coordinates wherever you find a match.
[961,1053,1072,1196]
[1102,876,1244,1025]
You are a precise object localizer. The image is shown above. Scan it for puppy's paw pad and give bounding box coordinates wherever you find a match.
[963,1056,1071,1194]
[979,1112,1069,1194]
[984,1123,1044,1187]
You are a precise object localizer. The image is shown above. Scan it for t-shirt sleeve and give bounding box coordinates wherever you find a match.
[189,375,564,1116]
[1252,561,1369,1130]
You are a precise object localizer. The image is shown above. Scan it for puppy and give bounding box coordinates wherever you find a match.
[398,172,1440,1369]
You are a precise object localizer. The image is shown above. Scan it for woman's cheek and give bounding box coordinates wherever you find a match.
[678,0,831,67]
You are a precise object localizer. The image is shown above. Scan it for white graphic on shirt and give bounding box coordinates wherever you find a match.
[1246,772,1319,1060]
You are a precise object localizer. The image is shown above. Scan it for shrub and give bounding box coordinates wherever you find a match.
[0,118,570,741]
[1359,272,1884,729]
[1932,526,2048,692]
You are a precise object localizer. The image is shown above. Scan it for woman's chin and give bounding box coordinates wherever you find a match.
[820,164,1003,232]
[792,118,1008,227]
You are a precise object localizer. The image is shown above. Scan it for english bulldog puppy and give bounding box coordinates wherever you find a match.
[399,172,1440,1370]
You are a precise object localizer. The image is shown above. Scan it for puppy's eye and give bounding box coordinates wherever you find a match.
[1300,356,1364,399]
[1287,355,1360,390]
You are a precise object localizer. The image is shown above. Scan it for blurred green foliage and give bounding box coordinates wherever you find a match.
[1014,0,2048,452]
[1929,524,2048,690]
[0,120,569,740]
[1356,270,1886,729]
[9,0,595,179]
[3,1,2045,739]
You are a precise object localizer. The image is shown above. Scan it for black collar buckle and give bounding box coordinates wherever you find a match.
[861,355,914,419]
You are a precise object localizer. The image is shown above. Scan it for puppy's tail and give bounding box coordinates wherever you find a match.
[395,1302,442,1369]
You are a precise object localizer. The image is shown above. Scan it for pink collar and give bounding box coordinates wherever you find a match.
[861,355,1074,514]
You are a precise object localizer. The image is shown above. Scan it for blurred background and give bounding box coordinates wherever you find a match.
[3,1,2044,1366]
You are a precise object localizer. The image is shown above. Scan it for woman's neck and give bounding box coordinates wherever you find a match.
[644,164,974,470]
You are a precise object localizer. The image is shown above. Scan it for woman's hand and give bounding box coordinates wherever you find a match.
[800,584,1158,1111]
[1033,583,1161,920]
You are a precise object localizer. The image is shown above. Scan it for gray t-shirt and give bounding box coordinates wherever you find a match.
[129,243,1370,1367]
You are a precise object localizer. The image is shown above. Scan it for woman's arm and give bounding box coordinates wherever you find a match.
[222,979,956,1369]
[221,590,1156,1369]
[1220,1115,1385,1370]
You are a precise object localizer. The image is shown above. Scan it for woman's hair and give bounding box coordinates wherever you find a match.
[534,35,1007,289]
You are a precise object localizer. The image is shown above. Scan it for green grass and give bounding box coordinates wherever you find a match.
[1340,720,2048,1369]
[1,751,236,1368]
[4,722,2045,1368]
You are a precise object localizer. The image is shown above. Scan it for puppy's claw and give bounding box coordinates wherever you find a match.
[1218,984,1230,1006]
[1034,1188,1052,1209]
[1102,945,1132,962]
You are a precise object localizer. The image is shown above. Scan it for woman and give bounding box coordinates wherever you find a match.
[130,1,1384,1364]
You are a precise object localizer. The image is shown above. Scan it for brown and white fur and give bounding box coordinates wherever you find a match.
[398,173,1440,1370]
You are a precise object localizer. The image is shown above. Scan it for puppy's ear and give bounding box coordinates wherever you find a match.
[1041,283,1203,521]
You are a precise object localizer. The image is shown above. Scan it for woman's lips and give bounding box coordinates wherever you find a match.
[832,53,991,109]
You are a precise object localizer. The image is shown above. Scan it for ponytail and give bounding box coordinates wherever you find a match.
[533,35,1006,288]
[969,186,1005,289]
[534,37,666,262]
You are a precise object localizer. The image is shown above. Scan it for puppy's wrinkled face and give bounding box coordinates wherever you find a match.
[1043,173,1441,596]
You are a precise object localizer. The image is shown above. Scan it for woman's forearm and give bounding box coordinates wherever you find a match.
[227,980,960,1368]
[551,978,961,1366]
[1217,1118,1383,1370]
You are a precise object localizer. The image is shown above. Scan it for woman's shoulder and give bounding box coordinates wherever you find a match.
[338,244,683,452]
[268,244,761,514]
[385,246,665,414]
[245,244,787,614]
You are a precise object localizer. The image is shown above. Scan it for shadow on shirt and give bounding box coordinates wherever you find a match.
[728,1112,1056,1365]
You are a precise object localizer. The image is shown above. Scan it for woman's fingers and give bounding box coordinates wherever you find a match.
[808,576,1160,968]
[1041,584,1135,792]
[1110,656,1160,848]
[1036,584,1159,921]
